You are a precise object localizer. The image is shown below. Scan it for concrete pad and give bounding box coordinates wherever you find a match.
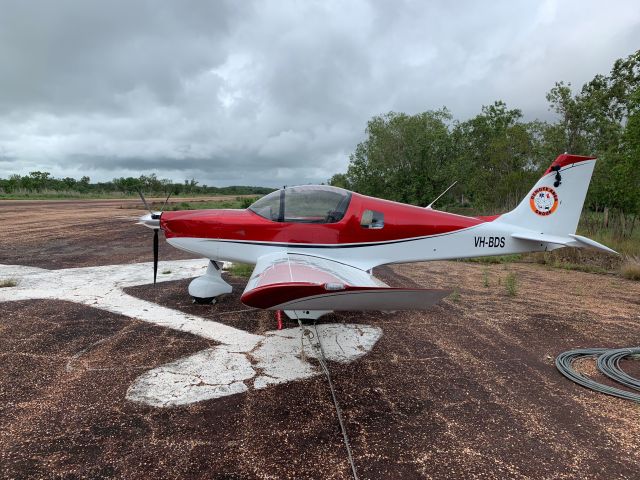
[1,260,382,407]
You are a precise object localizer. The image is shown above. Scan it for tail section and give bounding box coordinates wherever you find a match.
[496,154,596,236]
[495,154,616,254]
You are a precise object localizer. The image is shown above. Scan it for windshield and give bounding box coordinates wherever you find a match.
[248,185,351,223]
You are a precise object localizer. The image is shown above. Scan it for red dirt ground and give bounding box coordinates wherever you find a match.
[1,200,639,479]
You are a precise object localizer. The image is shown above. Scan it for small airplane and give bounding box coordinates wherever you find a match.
[139,154,615,320]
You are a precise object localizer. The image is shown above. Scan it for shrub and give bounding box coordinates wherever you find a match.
[505,273,518,296]
[449,288,461,303]
[240,196,259,209]
[620,257,640,281]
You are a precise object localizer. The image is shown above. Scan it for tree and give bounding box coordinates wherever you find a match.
[545,82,589,154]
[453,101,542,210]
[567,50,640,234]
[62,177,77,190]
[328,173,350,189]
[3,174,21,193]
[28,171,51,192]
[611,88,640,234]
[344,109,454,206]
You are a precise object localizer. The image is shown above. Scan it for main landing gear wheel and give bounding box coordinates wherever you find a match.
[192,296,216,305]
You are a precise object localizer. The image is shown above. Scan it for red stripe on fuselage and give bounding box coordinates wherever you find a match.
[160,193,487,245]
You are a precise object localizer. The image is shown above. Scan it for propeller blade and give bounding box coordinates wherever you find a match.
[153,228,159,285]
[160,192,172,212]
[138,190,153,214]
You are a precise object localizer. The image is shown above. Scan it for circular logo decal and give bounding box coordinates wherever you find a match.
[530,187,558,216]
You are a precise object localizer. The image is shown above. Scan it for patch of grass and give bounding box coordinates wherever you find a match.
[228,263,253,278]
[166,198,248,210]
[524,250,618,275]
[449,288,461,303]
[162,270,172,274]
[0,190,267,202]
[482,268,490,288]
[620,257,640,281]
[579,230,640,257]
[465,254,522,264]
[240,196,259,209]
[505,272,518,297]
[578,211,640,257]
[0,278,18,287]
[0,190,136,200]
[551,262,609,274]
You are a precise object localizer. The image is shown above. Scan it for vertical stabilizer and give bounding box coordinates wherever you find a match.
[495,154,596,236]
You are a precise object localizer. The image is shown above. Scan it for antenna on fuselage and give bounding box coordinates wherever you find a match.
[425,181,457,210]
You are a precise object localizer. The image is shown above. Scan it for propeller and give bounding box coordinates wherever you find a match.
[137,191,171,285]
[153,225,159,284]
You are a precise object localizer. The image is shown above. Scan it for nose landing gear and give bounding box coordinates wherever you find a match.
[189,260,232,305]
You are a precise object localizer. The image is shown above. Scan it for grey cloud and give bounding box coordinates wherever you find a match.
[0,0,236,114]
[0,0,639,187]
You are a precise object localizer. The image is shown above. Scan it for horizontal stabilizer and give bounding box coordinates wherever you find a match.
[512,232,573,245]
[511,232,617,254]
[568,234,618,254]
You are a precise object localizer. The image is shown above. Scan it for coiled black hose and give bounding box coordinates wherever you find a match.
[555,347,640,403]
[597,348,640,392]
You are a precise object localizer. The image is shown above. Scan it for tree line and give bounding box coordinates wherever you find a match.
[330,50,640,237]
[0,172,273,196]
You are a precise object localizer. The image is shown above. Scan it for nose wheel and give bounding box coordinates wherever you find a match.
[192,296,216,305]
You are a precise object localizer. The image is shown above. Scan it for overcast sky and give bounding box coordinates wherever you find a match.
[0,0,638,186]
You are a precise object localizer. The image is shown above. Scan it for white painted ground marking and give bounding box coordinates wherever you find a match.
[127,324,382,407]
[0,260,382,407]
[127,347,255,407]
[0,260,261,349]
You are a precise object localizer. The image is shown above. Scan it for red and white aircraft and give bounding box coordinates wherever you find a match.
[139,154,615,320]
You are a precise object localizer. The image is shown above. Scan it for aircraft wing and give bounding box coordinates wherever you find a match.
[240,252,451,311]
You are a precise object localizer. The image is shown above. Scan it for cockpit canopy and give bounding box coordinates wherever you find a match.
[248,185,352,224]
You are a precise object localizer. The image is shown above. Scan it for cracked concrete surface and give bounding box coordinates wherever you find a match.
[0,260,382,407]
[128,323,382,406]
